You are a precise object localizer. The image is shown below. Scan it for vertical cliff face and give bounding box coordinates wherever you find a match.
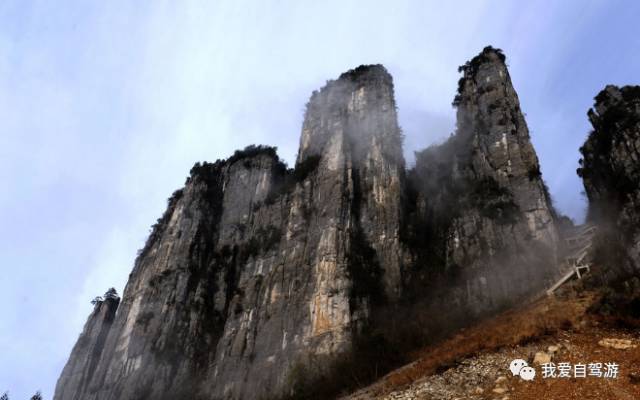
[298,65,405,301]
[578,85,640,274]
[56,48,562,400]
[54,297,119,400]
[207,65,405,399]
[406,47,559,316]
[55,66,405,400]
[74,157,242,400]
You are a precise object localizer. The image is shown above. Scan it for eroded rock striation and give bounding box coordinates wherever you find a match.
[55,296,120,400]
[578,85,640,276]
[56,65,406,400]
[404,47,559,319]
[55,48,560,400]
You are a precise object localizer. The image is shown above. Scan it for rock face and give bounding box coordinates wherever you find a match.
[404,47,559,318]
[298,66,405,302]
[578,85,640,274]
[55,49,559,400]
[55,65,405,400]
[55,297,119,400]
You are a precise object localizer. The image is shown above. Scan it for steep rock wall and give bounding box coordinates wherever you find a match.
[298,65,405,301]
[54,297,120,400]
[578,85,640,276]
[54,66,406,400]
[405,47,559,317]
[56,48,562,400]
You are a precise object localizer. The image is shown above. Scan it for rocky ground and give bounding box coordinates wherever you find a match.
[344,290,640,400]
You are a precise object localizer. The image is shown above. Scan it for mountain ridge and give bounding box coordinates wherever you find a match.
[54,46,624,400]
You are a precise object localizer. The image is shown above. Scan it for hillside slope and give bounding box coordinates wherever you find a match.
[344,289,640,400]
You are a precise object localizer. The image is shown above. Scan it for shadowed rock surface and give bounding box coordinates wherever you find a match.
[55,48,565,400]
[403,47,559,320]
[578,85,640,277]
[55,296,120,400]
[55,65,405,400]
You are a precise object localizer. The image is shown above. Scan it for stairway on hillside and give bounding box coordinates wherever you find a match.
[547,224,597,296]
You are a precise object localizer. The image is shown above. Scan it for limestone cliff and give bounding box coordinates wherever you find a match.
[55,65,405,400]
[55,296,120,400]
[578,85,640,276]
[55,48,560,400]
[297,65,405,301]
[404,47,559,318]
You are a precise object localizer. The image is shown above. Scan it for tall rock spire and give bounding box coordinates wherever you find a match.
[578,85,640,275]
[408,46,559,316]
[298,64,405,300]
[54,49,561,400]
[298,65,403,166]
[54,66,406,400]
[454,47,557,246]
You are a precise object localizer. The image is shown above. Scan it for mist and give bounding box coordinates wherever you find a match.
[4,1,640,398]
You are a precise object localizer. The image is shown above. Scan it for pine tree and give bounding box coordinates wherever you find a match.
[30,391,42,400]
[1,391,8,400]
[103,287,119,300]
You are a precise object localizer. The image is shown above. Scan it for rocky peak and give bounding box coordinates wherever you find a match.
[298,64,403,168]
[297,64,406,300]
[406,46,559,317]
[578,85,640,277]
[590,85,640,118]
[456,46,556,241]
[579,85,640,222]
[55,49,564,400]
[54,64,407,399]
[453,46,507,106]
[452,46,551,206]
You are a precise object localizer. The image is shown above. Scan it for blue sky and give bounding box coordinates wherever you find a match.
[1,1,639,398]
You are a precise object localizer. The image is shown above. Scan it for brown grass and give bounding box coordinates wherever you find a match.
[505,327,640,400]
[372,292,597,394]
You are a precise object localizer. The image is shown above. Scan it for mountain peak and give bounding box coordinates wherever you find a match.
[338,63,391,82]
[54,48,569,400]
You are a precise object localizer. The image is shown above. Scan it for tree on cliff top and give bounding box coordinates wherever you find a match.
[90,288,119,305]
[104,287,119,300]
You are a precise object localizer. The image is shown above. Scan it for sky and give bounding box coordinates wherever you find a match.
[1,1,639,398]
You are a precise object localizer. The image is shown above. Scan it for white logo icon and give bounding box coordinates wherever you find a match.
[510,359,536,380]
[519,366,536,381]
[509,359,528,376]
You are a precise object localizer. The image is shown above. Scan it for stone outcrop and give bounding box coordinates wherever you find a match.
[404,47,559,318]
[55,48,560,400]
[54,296,120,400]
[578,85,640,275]
[55,65,406,400]
[297,65,405,302]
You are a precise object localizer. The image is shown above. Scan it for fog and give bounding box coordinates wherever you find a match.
[3,1,640,398]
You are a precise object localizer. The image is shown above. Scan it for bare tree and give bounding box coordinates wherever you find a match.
[1,391,8,400]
